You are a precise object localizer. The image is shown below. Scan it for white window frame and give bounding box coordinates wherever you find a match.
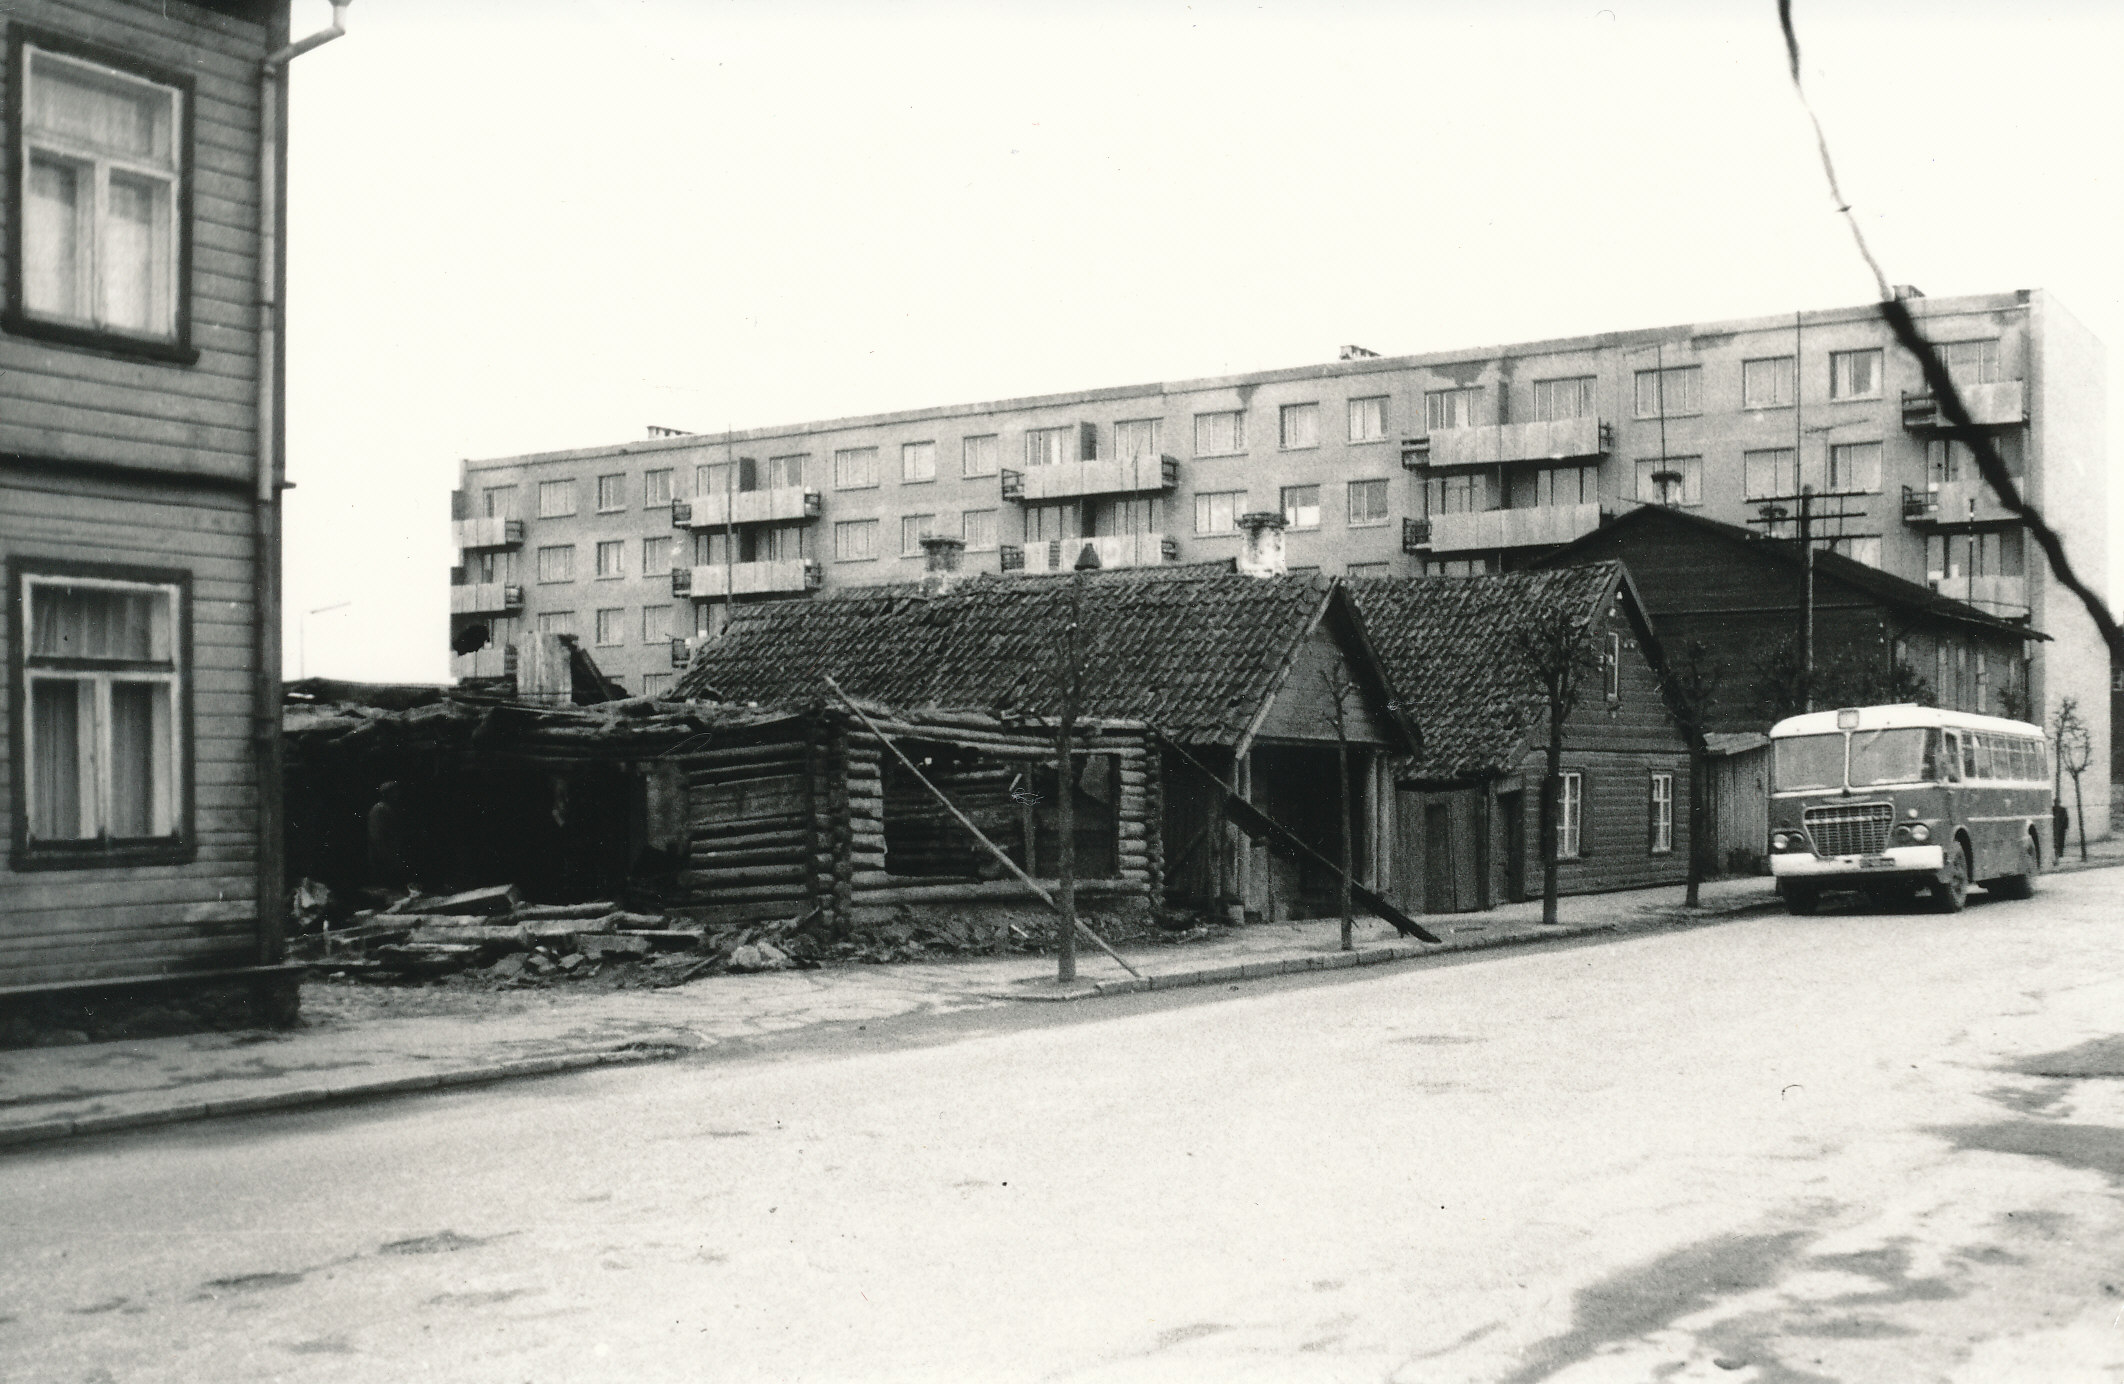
[1425,389,1482,431]
[1830,349,1883,400]
[900,513,935,556]
[594,607,626,647]
[15,40,188,347]
[642,469,674,507]
[1650,773,1673,854]
[1558,770,1583,860]
[833,448,879,490]
[537,479,577,518]
[1278,402,1320,450]
[641,535,673,577]
[1827,441,1882,494]
[1742,356,1796,409]
[1939,339,1999,385]
[765,454,807,489]
[1633,366,1701,419]
[1347,478,1391,526]
[595,473,627,512]
[901,441,937,483]
[1280,484,1321,531]
[1026,426,1074,468]
[536,545,575,584]
[834,519,878,562]
[1194,490,1245,535]
[17,568,187,857]
[594,540,625,580]
[1115,418,1163,461]
[962,435,999,477]
[642,605,673,644]
[536,610,575,637]
[1193,410,1246,457]
[962,509,998,551]
[1530,377,1595,423]
[1635,455,1703,507]
[1348,396,1388,443]
[1743,447,1798,501]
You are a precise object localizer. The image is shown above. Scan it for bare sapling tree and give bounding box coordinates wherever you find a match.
[1318,663,1358,952]
[1049,550,1098,983]
[1509,602,1603,926]
[2053,696,2093,863]
[1655,637,1724,908]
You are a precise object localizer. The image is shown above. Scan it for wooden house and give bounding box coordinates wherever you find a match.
[1346,563,1694,911]
[674,560,1420,927]
[3,1,337,1009]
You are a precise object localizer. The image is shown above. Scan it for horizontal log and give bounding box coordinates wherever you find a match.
[686,812,807,838]
[849,878,1148,904]
[679,864,811,884]
[686,845,811,868]
[665,878,814,903]
[674,740,806,763]
[686,828,811,853]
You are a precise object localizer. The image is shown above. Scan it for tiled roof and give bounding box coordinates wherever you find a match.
[1344,564,1622,782]
[675,565,1363,745]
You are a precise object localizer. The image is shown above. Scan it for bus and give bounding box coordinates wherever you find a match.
[1767,704,2051,914]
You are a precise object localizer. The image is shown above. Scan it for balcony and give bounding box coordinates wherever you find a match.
[1901,379,2026,431]
[451,644,517,681]
[672,560,823,598]
[1903,480,2018,528]
[1000,455,1179,502]
[449,582,524,615]
[999,533,1179,573]
[452,516,524,551]
[1932,574,2030,617]
[1402,416,1609,470]
[1401,518,1432,553]
[671,488,822,528]
[1424,502,1604,553]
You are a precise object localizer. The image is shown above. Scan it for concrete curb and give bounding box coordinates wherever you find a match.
[0,1044,683,1152]
[1000,918,1627,1002]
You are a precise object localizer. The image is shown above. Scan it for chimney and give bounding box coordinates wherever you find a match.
[1235,511,1289,578]
[920,534,965,574]
[1338,344,1381,360]
[1891,284,1926,301]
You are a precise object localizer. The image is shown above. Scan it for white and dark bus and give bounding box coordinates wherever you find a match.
[1768,705,2051,914]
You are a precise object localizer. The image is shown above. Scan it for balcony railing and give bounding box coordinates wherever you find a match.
[671,488,823,528]
[449,582,524,615]
[1001,455,1179,502]
[999,533,1178,573]
[1901,379,2026,430]
[1425,502,1604,553]
[451,644,517,681]
[1402,416,1609,470]
[1905,479,2019,528]
[1932,574,2030,617]
[672,559,823,598]
[452,517,524,551]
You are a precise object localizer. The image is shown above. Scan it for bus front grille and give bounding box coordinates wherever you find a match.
[1804,803,1893,857]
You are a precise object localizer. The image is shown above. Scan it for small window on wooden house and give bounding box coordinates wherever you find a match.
[1559,771,1583,859]
[880,742,1120,881]
[1649,773,1673,854]
[1603,631,1622,702]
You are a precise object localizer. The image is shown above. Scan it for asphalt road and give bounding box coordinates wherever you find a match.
[6,868,2124,1383]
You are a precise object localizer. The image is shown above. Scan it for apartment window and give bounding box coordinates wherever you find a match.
[1603,631,1622,702]
[1026,426,1074,467]
[962,509,998,551]
[1939,338,1999,384]
[1831,535,1883,568]
[1281,485,1321,530]
[1425,388,1482,431]
[1830,348,1883,399]
[638,672,673,699]
[1558,771,1583,859]
[1426,473,1482,515]
[759,525,810,562]
[1116,418,1163,460]
[1531,377,1595,422]
[642,535,673,577]
[1348,479,1390,526]
[834,519,878,562]
[1279,402,1320,450]
[1635,456,1702,507]
[901,514,934,556]
[1633,366,1701,418]
[1193,411,1246,457]
[1649,773,1674,854]
[536,545,575,583]
[1827,441,1882,493]
[1194,490,1245,535]
[11,38,190,353]
[695,461,737,499]
[1529,464,1598,509]
[594,540,625,579]
[15,567,188,864]
[833,447,879,490]
[1426,558,1490,576]
[1743,357,1797,409]
[642,605,672,643]
[902,441,937,483]
[1025,501,1078,543]
[765,454,806,489]
[1347,562,1391,578]
[1348,396,1388,443]
[962,435,999,477]
[595,608,625,647]
[481,485,517,519]
[536,611,574,636]
[642,469,674,507]
[537,480,577,518]
[1743,448,1798,501]
[596,473,627,512]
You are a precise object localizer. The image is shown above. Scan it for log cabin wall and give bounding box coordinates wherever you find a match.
[666,732,821,926]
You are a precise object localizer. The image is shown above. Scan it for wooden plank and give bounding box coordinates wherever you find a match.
[32,0,271,71]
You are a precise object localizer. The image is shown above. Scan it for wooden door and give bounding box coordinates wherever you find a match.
[1499,791,1527,904]
[1424,803,1454,913]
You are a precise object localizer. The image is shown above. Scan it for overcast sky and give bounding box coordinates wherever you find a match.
[278,0,2124,683]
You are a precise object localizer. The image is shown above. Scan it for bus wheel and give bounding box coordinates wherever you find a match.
[1781,883,1820,915]
[1991,831,2040,900]
[1931,841,1971,913]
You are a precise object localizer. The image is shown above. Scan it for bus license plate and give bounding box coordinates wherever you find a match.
[1858,855,1896,869]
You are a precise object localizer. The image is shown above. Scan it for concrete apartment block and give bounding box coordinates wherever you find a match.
[447,288,2107,833]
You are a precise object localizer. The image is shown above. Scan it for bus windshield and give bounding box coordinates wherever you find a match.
[1774,733,1846,792]
[1850,727,1934,787]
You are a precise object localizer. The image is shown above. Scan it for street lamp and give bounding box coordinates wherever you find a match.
[300,600,351,680]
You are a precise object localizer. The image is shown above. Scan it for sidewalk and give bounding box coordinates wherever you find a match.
[0,870,1924,1151]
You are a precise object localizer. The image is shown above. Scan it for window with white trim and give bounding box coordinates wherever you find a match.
[642,469,674,507]
[1558,771,1583,860]
[594,608,625,646]
[1633,366,1701,418]
[1531,377,1595,422]
[1744,447,1798,500]
[901,514,934,556]
[1425,388,1482,431]
[638,672,673,699]
[594,540,625,579]
[1347,561,1391,578]
[962,435,999,477]
[1635,455,1702,507]
[16,567,187,862]
[642,605,672,643]
[962,509,998,551]
[1650,773,1673,853]
[1280,485,1321,530]
[1827,441,1882,493]
[1603,631,1622,702]
[537,480,576,518]
[596,473,626,512]
[641,535,673,577]
[536,610,574,636]
[764,454,805,489]
[1347,478,1390,526]
[1348,396,1388,442]
[12,37,188,348]
[1939,338,1999,385]
[537,546,574,583]
[1026,426,1074,467]
[834,519,877,561]
[1116,418,1163,460]
[1194,490,1245,535]
[1193,411,1246,457]
[1830,349,1882,399]
[833,448,879,490]
[901,441,937,483]
[1742,356,1796,409]
[1278,402,1320,450]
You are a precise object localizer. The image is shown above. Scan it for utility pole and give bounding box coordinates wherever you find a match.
[1053,547,1099,983]
[1800,485,1815,712]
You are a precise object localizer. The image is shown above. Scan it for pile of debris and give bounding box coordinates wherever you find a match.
[290,881,823,987]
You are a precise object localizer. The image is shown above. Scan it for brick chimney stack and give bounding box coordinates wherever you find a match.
[1235,511,1289,578]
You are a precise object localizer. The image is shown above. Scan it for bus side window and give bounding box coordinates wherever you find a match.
[1942,731,1963,782]
[1973,734,1994,779]
[1923,728,1944,782]
[1960,732,1977,781]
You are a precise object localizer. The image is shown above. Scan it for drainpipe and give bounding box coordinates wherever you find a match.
[254,2,350,968]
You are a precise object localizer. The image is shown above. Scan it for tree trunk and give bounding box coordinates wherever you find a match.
[1685,743,1705,908]
[1337,737,1353,952]
[1541,709,1564,926]
[2073,772,2088,861]
[1056,716,1077,982]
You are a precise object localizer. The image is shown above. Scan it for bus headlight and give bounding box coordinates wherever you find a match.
[1893,822,1932,845]
[1771,831,1808,853]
